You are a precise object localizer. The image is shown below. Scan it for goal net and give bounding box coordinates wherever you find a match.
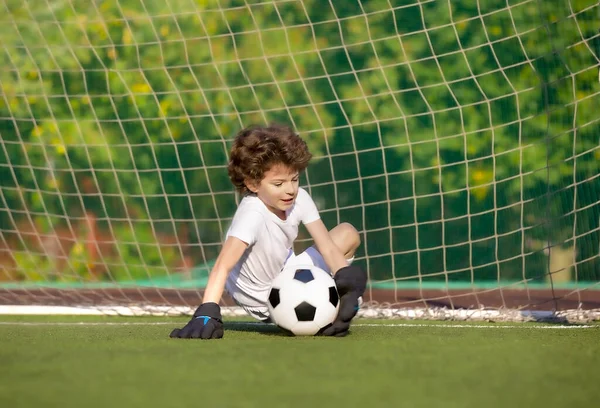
[1,0,599,321]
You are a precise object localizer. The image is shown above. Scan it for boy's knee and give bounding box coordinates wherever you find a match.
[343,222,360,244]
[337,222,361,253]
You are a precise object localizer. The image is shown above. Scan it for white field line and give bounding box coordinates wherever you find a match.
[0,321,596,329]
[0,305,598,326]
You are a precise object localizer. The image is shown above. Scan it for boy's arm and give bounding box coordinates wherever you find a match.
[202,236,249,303]
[170,236,248,340]
[304,219,348,274]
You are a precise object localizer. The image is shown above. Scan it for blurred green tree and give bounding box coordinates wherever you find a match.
[1,0,598,282]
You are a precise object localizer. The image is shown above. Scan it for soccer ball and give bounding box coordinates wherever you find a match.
[267,265,339,336]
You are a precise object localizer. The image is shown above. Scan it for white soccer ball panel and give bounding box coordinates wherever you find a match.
[278,279,311,310]
[312,300,338,328]
[301,279,328,305]
[290,320,321,336]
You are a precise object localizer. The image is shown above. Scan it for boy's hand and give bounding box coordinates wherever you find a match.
[169,302,224,339]
[321,265,367,337]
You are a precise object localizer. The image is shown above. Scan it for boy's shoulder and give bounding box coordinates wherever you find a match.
[296,186,309,200]
[236,194,266,213]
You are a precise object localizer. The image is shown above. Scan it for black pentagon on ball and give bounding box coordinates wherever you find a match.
[293,269,314,283]
[268,288,281,308]
[294,301,316,321]
[329,286,339,307]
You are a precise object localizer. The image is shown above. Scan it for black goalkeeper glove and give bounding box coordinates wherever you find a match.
[321,265,367,337]
[169,302,224,340]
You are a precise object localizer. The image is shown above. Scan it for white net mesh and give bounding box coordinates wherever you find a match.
[1,0,599,320]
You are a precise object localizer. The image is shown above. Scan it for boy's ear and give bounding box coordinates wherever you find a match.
[244,178,259,193]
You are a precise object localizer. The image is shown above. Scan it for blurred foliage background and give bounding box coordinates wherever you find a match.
[1,0,598,286]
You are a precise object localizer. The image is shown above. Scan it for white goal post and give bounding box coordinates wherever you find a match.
[1,0,599,322]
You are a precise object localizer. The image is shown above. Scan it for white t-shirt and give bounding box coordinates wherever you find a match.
[224,187,320,307]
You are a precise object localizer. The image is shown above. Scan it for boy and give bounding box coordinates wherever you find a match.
[170,124,367,339]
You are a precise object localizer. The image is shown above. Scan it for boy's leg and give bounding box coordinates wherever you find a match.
[235,300,272,323]
[327,222,361,261]
[225,287,273,323]
[288,222,361,274]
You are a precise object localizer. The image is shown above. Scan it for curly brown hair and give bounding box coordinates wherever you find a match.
[228,124,312,195]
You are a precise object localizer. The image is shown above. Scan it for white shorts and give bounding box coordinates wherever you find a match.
[236,246,353,322]
[285,246,331,275]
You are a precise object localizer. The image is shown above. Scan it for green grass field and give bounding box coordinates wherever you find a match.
[1,316,598,408]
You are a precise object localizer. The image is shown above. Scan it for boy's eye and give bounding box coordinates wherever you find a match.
[273,177,298,187]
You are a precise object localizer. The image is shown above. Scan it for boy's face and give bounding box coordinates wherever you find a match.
[246,163,299,217]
